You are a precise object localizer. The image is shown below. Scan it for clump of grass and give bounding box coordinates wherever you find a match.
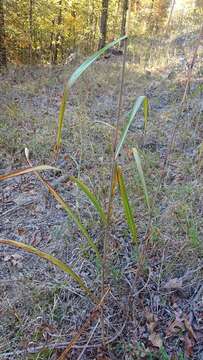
[0,37,149,353]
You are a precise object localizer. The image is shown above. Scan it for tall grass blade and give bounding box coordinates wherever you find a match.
[116,165,138,244]
[143,97,149,131]
[55,36,127,152]
[107,164,118,221]
[37,177,101,262]
[68,36,127,88]
[0,239,96,302]
[1,165,101,262]
[132,147,150,211]
[70,176,107,224]
[111,165,118,200]
[56,86,68,152]
[0,165,59,181]
[115,96,148,159]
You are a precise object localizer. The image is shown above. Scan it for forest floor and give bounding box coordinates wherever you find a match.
[0,30,203,360]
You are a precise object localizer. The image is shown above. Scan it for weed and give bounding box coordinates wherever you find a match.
[187,221,201,248]
[28,349,54,360]
[0,38,148,351]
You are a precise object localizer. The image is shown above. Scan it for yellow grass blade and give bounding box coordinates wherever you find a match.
[0,239,97,302]
[132,147,150,211]
[55,86,68,153]
[1,163,101,262]
[0,165,58,181]
[35,176,102,262]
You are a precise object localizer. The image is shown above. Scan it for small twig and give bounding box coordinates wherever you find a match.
[1,200,34,217]
[181,24,203,105]
[0,317,127,359]
[91,120,116,130]
[57,287,110,360]
[123,265,152,296]
[76,320,100,360]
[157,249,165,294]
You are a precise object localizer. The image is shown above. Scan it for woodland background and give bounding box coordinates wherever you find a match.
[0,1,203,360]
[0,0,202,66]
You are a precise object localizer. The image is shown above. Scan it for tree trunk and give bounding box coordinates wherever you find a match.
[50,19,55,64]
[121,0,128,37]
[29,0,33,64]
[98,0,109,50]
[146,0,155,31]
[112,0,121,34]
[53,0,62,64]
[0,0,7,68]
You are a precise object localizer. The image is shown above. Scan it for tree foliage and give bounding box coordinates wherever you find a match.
[2,0,201,65]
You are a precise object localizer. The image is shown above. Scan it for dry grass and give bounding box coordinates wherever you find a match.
[0,30,203,359]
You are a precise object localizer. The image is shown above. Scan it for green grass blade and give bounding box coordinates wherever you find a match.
[38,177,101,262]
[115,96,148,159]
[116,165,138,245]
[70,176,107,224]
[55,35,127,153]
[67,36,127,88]
[132,147,150,211]
[0,165,59,181]
[0,239,96,302]
[56,86,68,152]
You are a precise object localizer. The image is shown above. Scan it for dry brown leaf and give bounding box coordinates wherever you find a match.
[147,321,157,333]
[4,253,23,268]
[149,333,163,348]
[17,227,27,235]
[165,319,185,337]
[145,309,155,323]
[163,277,183,290]
[184,335,194,357]
[184,318,197,341]
[12,253,23,260]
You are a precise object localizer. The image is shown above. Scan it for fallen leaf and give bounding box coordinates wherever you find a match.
[147,321,156,333]
[4,255,11,262]
[165,319,185,337]
[145,309,158,323]
[148,333,163,348]
[184,335,194,357]
[12,253,23,260]
[3,253,23,269]
[184,317,197,341]
[145,309,161,347]
[164,277,183,290]
[17,227,27,235]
